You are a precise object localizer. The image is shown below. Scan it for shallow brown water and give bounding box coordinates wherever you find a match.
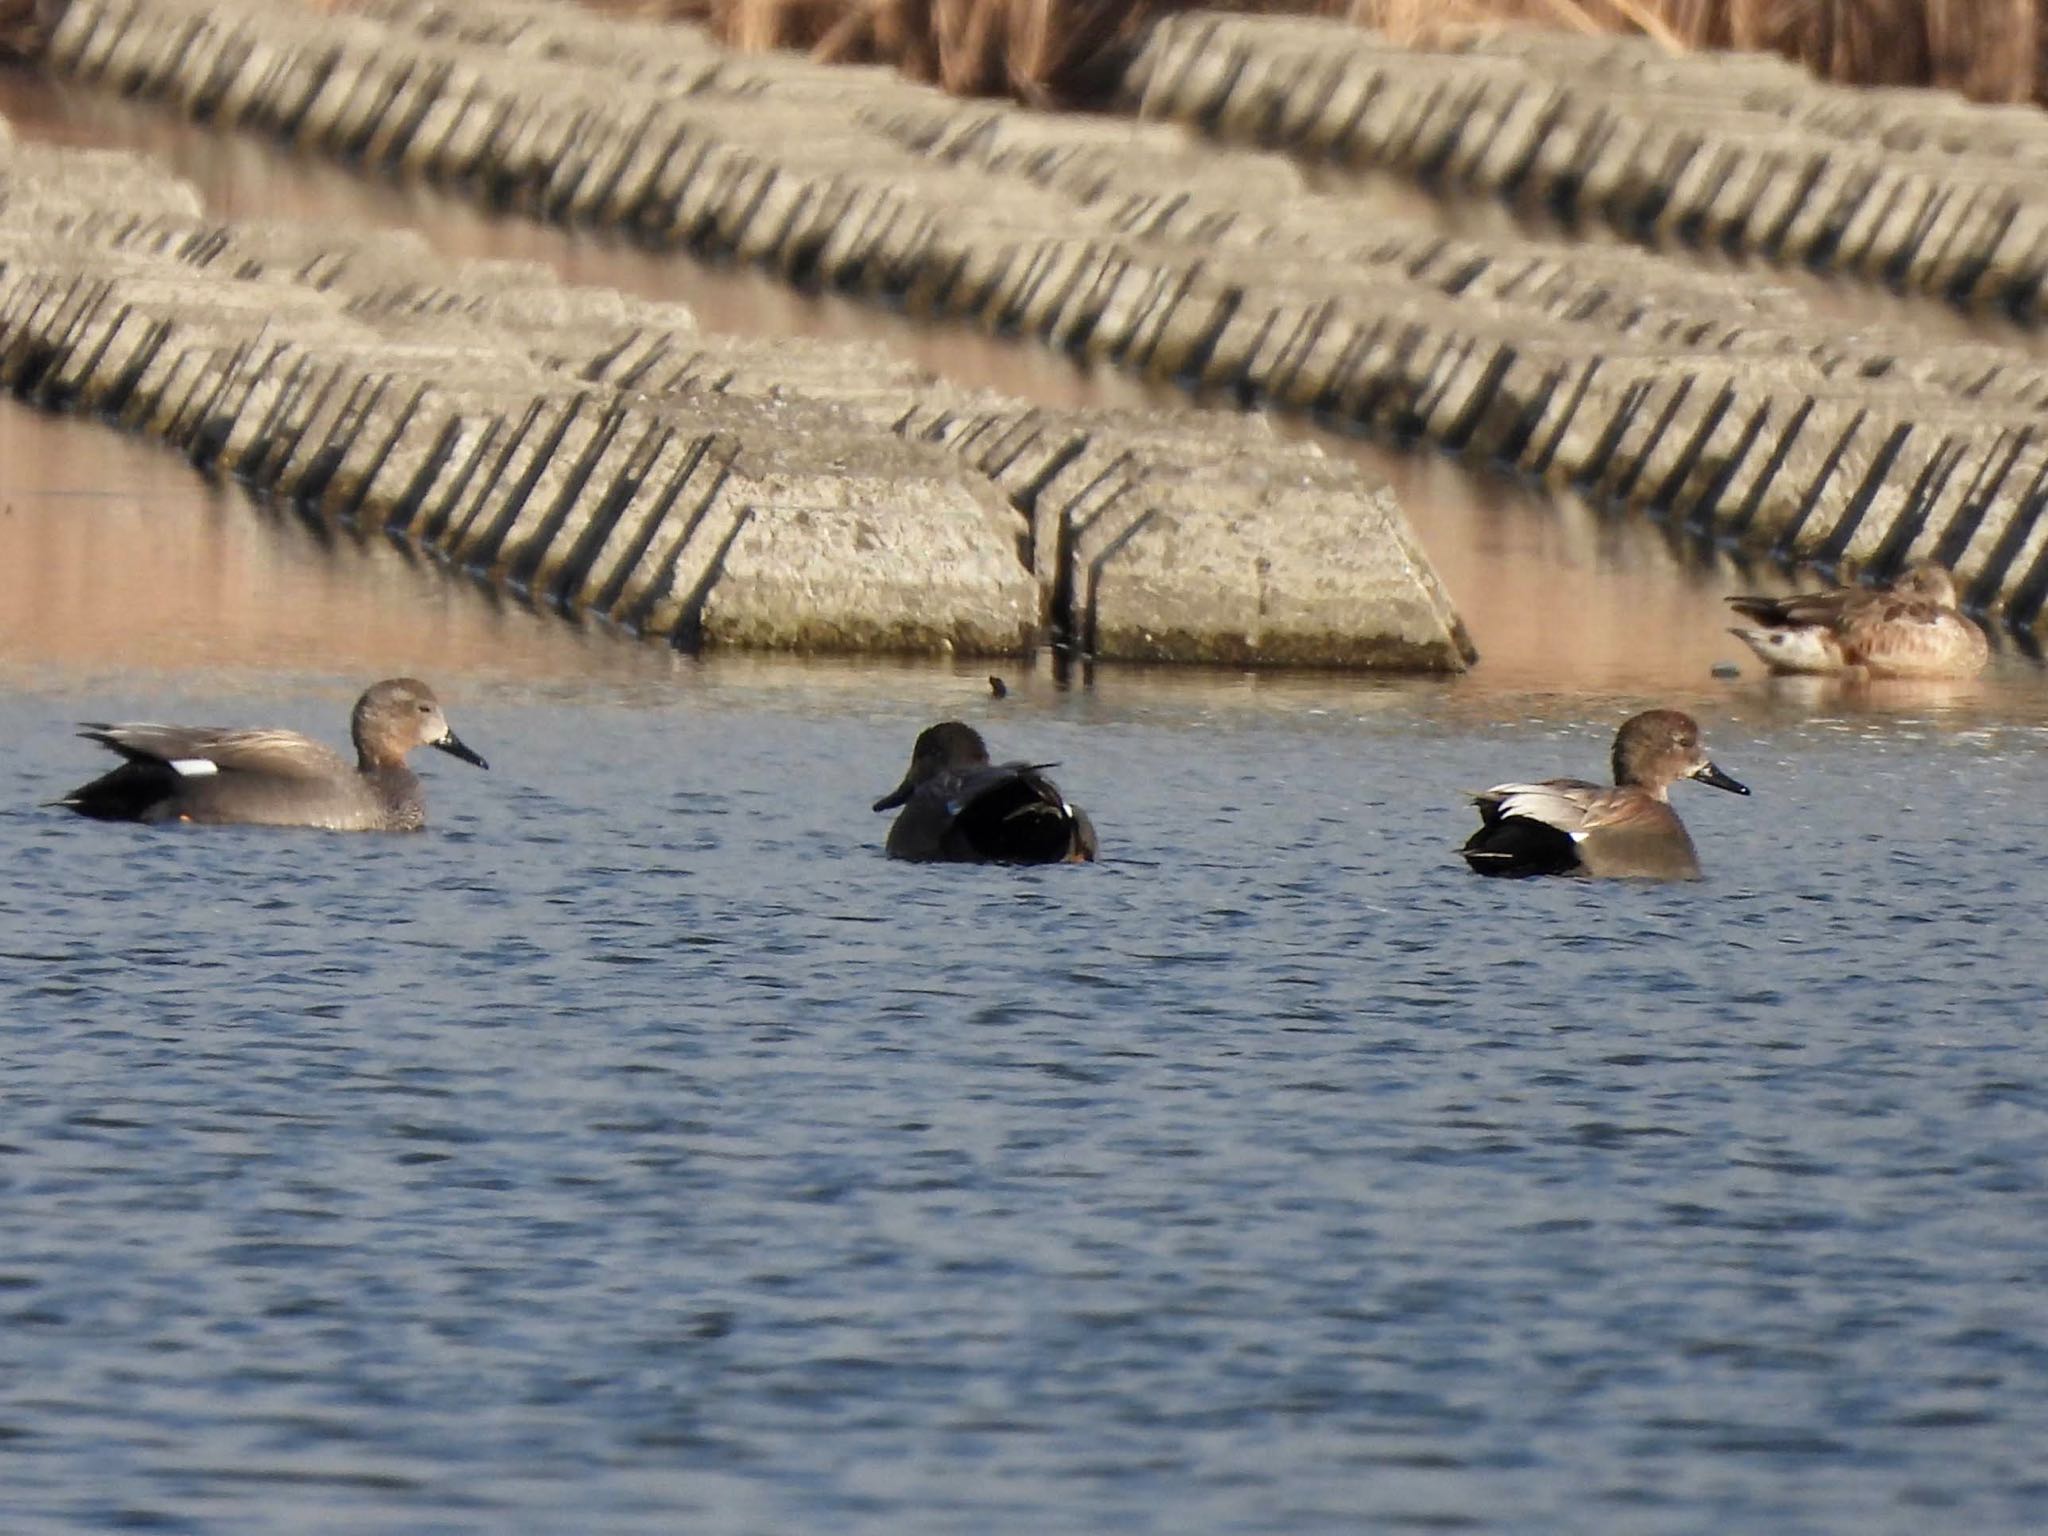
[0,402,690,694]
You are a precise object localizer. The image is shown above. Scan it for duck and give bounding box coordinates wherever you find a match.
[1726,560,1987,678]
[53,677,488,831]
[1462,709,1748,880]
[873,721,1096,863]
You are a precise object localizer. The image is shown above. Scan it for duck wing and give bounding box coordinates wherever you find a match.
[1471,777,1612,833]
[79,723,351,780]
[1724,583,1866,629]
[956,761,1094,863]
[1724,580,1877,673]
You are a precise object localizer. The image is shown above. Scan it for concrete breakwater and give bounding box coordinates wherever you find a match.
[0,77,1473,669]
[1134,15,2048,318]
[0,154,1468,665]
[39,0,2048,633]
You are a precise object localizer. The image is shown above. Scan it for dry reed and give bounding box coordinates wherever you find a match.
[550,1,2048,110]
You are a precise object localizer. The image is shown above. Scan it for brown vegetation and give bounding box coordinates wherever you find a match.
[0,0,43,59]
[581,0,2048,109]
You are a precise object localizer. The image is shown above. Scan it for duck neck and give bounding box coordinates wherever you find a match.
[360,758,422,817]
[1613,765,1672,802]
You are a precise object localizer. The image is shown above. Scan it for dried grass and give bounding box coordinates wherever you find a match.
[580,0,2048,109]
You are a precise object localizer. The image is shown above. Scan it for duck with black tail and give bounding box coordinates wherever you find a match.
[873,721,1096,864]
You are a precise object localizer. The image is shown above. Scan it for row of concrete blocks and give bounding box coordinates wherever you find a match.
[41,0,2048,622]
[1424,328,2048,626]
[859,91,2048,419]
[46,0,1845,397]
[1132,14,2048,318]
[0,139,1471,667]
[343,0,2048,442]
[2,268,1041,655]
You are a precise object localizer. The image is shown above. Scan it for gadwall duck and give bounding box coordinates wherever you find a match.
[873,721,1096,864]
[1462,709,1748,880]
[53,678,487,831]
[1727,560,1987,678]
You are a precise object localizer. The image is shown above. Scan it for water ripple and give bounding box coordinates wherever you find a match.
[2,692,2047,1533]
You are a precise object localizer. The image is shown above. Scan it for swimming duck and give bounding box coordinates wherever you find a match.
[1726,560,1987,678]
[54,677,488,831]
[1462,709,1748,880]
[873,721,1096,863]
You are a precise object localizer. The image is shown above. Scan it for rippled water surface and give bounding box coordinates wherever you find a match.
[5,658,2048,1536]
[6,54,2048,1536]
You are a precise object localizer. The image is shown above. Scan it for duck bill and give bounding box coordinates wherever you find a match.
[1692,760,1748,795]
[433,731,489,770]
[872,775,913,813]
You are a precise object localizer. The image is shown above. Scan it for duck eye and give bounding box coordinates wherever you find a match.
[417,702,432,713]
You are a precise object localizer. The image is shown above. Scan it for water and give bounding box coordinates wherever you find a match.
[4,660,2047,1535]
[6,54,2048,1536]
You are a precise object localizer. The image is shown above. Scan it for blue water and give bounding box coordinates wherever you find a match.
[3,665,2046,1534]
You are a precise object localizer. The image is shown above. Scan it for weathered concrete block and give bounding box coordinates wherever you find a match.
[543,425,721,617]
[700,484,1037,656]
[1080,466,1471,669]
[467,396,622,574]
[433,390,595,562]
[593,433,744,634]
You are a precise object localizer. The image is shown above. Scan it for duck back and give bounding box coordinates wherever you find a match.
[887,763,1094,863]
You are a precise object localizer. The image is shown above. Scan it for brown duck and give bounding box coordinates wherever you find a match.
[53,678,488,831]
[1726,560,1988,678]
[1463,709,1749,880]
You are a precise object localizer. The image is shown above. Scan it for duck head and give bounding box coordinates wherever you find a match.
[1613,709,1747,797]
[873,721,989,811]
[353,678,489,772]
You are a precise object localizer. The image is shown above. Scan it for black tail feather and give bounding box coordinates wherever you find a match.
[53,761,178,822]
[1462,816,1580,878]
[957,774,1087,863]
[1725,596,1788,625]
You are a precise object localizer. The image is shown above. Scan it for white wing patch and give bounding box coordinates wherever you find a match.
[1486,782,1599,838]
[169,758,220,777]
